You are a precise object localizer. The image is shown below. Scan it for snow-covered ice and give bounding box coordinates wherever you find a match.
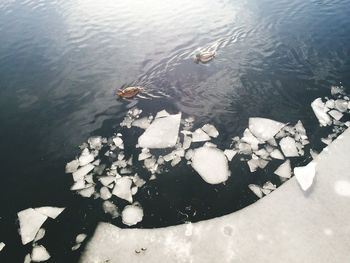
[112,177,133,203]
[311,98,332,126]
[191,146,230,184]
[279,137,299,157]
[18,208,48,245]
[248,118,285,141]
[122,204,144,226]
[274,160,292,178]
[31,245,50,262]
[138,113,181,148]
[294,162,316,191]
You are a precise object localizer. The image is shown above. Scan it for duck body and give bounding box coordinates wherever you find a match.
[194,51,216,63]
[117,86,144,98]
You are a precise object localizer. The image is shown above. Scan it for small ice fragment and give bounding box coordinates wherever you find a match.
[76,233,87,244]
[24,254,31,263]
[334,99,348,112]
[113,137,123,148]
[258,159,269,169]
[261,188,271,195]
[131,186,138,195]
[182,135,192,150]
[238,142,252,155]
[94,164,106,175]
[138,149,152,161]
[325,99,335,109]
[331,85,345,96]
[185,149,194,160]
[247,159,259,172]
[191,147,230,184]
[34,207,65,219]
[0,242,5,251]
[100,187,112,200]
[267,138,278,146]
[112,177,133,203]
[163,151,175,162]
[138,113,182,148]
[144,157,158,173]
[132,117,150,129]
[99,176,115,187]
[70,180,85,191]
[132,175,146,188]
[78,149,95,166]
[155,109,170,119]
[171,156,181,166]
[270,149,284,160]
[294,120,307,135]
[311,98,332,126]
[31,245,50,262]
[241,128,261,149]
[262,181,276,190]
[224,149,237,161]
[203,142,217,148]
[274,160,292,178]
[34,228,45,242]
[102,201,119,218]
[72,243,81,251]
[78,186,95,198]
[249,118,285,141]
[248,184,263,198]
[321,137,332,145]
[254,149,270,160]
[85,174,94,184]
[201,124,219,138]
[279,137,299,157]
[328,110,343,121]
[65,160,79,173]
[192,128,211,142]
[294,162,316,191]
[18,208,48,245]
[88,136,103,150]
[122,204,144,226]
[72,164,94,182]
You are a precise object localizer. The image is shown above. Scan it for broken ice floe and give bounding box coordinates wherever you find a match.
[191,146,230,184]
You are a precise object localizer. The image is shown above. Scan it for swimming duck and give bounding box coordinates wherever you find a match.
[117,86,144,98]
[194,50,216,63]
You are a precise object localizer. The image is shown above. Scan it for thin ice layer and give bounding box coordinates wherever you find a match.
[138,113,182,148]
[191,147,230,184]
[248,118,285,141]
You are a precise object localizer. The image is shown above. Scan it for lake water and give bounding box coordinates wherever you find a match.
[0,0,350,261]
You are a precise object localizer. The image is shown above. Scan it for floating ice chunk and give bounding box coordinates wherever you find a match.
[0,242,5,251]
[18,208,48,245]
[112,177,133,203]
[72,164,94,182]
[270,149,284,160]
[31,245,50,262]
[201,124,219,138]
[88,136,103,150]
[328,110,343,120]
[138,113,181,148]
[192,128,211,142]
[249,118,285,141]
[24,254,31,263]
[279,137,299,157]
[203,142,217,148]
[102,201,119,218]
[331,85,345,96]
[155,109,170,119]
[122,204,144,226]
[132,175,146,188]
[248,184,263,198]
[113,137,123,148]
[191,147,230,184]
[263,181,276,190]
[321,137,332,145]
[335,99,348,112]
[171,156,181,166]
[71,180,85,191]
[76,233,87,244]
[267,138,278,146]
[247,158,259,173]
[185,149,194,160]
[311,98,332,126]
[34,228,45,242]
[254,149,270,160]
[144,157,158,173]
[294,120,307,135]
[65,160,79,173]
[78,148,95,166]
[182,135,192,150]
[34,207,65,219]
[241,128,261,149]
[100,187,112,200]
[258,159,269,169]
[78,186,95,198]
[325,99,335,109]
[238,142,252,154]
[274,160,292,178]
[224,149,237,161]
[132,117,150,129]
[138,149,152,161]
[294,162,316,191]
[99,176,116,187]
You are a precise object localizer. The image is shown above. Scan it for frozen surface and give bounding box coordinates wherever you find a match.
[294,162,317,191]
[31,245,50,262]
[121,204,144,226]
[248,118,285,141]
[138,113,181,148]
[18,208,48,245]
[81,127,350,263]
[191,146,230,184]
[34,207,65,219]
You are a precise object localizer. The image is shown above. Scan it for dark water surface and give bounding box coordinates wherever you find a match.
[1,0,350,261]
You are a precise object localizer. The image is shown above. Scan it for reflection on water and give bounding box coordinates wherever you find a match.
[0,0,350,261]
